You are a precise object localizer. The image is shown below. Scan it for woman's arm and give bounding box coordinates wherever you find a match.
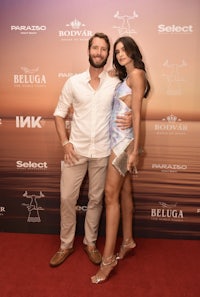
[127,69,146,170]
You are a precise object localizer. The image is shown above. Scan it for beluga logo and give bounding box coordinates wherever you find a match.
[14,66,46,87]
[151,202,184,222]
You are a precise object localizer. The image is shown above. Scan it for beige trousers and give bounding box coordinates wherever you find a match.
[60,155,108,249]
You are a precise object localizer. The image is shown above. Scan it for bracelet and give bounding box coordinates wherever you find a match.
[62,140,70,147]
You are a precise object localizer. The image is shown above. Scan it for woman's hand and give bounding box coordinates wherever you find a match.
[127,152,139,174]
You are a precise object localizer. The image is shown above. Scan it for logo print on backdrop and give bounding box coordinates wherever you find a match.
[10,25,47,35]
[154,114,188,135]
[75,205,88,213]
[151,163,187,173]
[16,116,45,128]
[113,11,138,36]
[151,202,184,222]
[16,160,48,170]
[67,18,85,30]
[21,191,45,223]
[58,18,93,41]
[162,60,187,96]
[0,206,6,216]
[158,24,193,34]
[13,67,46,88]
[58,72,74,79]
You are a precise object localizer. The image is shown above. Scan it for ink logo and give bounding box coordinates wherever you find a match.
[162,60,187,95]
[0,206,6,216]
[16,160,48,170]
[151,202,184,222]
[14,67,46,88]
[154,114,188,135]
[58,18,93,41]
[10,25,46,35]
[21,191,45,223]
[158,24,193,34]
[16,116,45,128]
[113,11,138,36]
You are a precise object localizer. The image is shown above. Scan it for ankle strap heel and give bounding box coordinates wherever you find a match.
[116,239,136,260]
[91,255,118,284]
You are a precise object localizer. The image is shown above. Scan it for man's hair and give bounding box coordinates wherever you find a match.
[88,32,110,54]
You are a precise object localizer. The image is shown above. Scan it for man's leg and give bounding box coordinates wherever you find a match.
[83,157,108,264]
[50,157,88,267]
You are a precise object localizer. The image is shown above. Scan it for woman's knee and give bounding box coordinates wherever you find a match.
[104,186,118,206]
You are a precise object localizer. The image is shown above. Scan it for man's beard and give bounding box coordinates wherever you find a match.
[89,55,108,68]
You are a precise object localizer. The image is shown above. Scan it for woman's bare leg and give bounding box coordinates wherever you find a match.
[117,173,136,259]
[120,174,134,240]
[91,152,124,284]
[103,152,124,258]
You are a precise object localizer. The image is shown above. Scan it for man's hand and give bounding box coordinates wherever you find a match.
[116,111,132,130]
[63,142,79,165]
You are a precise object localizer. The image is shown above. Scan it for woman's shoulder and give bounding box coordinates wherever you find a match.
[129,68,145,78]
[128,68,145,84]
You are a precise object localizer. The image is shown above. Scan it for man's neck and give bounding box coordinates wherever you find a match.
[89,66,104,90]
[89,66,104,79]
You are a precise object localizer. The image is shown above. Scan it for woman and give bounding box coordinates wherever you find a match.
[91,36,150,284]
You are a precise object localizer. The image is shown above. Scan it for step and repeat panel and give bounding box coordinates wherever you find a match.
[0,0,199,239]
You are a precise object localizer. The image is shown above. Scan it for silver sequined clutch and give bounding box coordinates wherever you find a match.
[112,151,128,176]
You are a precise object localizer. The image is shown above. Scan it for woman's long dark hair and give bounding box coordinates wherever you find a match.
[113,36,150,98]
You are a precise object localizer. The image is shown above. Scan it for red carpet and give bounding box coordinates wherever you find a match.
[0,232,199,297]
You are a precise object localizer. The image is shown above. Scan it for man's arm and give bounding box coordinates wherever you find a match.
[115,111,132,130]
[54,115,78,164]
[54,116,69,146]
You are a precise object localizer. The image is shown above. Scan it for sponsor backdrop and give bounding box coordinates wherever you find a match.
[0,0,199,239]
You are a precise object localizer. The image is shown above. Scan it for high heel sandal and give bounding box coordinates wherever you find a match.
[116,239,136,260]
[91,255,118,284]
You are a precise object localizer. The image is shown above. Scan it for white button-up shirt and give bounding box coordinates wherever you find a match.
[54,69,119,158]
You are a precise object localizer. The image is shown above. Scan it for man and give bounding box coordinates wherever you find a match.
[50,33,130,267]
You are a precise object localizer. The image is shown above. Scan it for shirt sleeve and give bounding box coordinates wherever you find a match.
[53,78,73,118]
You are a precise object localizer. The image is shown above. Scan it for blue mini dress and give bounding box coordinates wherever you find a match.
[110,80,134,155]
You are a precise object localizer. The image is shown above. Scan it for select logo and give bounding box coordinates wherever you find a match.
[158,24,193,34]
[16,161,48,169]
